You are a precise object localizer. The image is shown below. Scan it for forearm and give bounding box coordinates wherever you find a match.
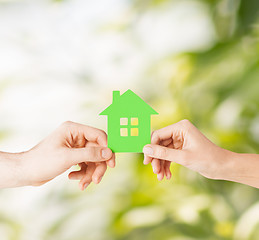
[0,151,25,188]
[223,152,259,188]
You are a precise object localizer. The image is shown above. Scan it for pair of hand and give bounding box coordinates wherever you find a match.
[20,119,227,190]
[16,120,259,190]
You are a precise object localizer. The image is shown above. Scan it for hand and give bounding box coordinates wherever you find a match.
[20,121,115,190]
[143,119,233,181]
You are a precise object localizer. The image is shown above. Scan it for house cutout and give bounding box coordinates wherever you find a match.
[100,90,158,153]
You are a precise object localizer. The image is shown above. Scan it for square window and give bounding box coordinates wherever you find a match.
[131,118,138,125]
[120,118,128,125]
[120,128,128,137]
[131,128,138,136]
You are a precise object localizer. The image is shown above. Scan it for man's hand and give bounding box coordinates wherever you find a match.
[19,121,115,190]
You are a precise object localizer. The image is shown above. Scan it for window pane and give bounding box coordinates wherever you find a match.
[131,118,138,125]
[120,128,128,137]
[131,128,138,136]
[120,118,128,125]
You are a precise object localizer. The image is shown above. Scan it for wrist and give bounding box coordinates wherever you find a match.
[220,150,238,180]
[16,151,31,187]
[18,150,39,187]
[211,149,237,181]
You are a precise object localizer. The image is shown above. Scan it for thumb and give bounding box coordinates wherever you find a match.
[68,147,113,165]
[143,144,186,165]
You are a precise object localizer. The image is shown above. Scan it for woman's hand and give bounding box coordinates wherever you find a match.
[143,119,233,181]
[19,121,115,190]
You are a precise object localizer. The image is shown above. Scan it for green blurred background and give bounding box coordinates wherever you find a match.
[0,0,258,239]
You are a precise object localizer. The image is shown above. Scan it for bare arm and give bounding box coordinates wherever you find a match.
[0,152,25,188]
[223,152,259,188]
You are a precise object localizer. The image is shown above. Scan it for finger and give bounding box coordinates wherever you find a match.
[161,138,173,147]
[144,131,155,165]
[157,160,165,181]
[78,162,86,169]
[107,153,116,168]
[148,139,172,170]
[68,163,87,180]
[151,159,161,174]
[61,121,108,146]
[143,144,187,165]
[167,142,175,149]
[68,169,86,180]
[144,138,172,166]
[79,162,96,190]
[84,142,115,168]
[92,162,107,184]
[143,155,153,165]
[80,125,108,146]
[164,161,172,180]
[151,120,190,143]
[68,147,113,165]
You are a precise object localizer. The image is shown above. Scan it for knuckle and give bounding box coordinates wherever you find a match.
[155,146,167,159]
[179,119,193,131]
[88,147,100,159]
[151,130,159,143]
[180,119,191,126]
[102,163,108,171]
[151,131,155,138]
[92,127,106,137]
[61,121,74,128]
[99,129,107,138]
[83,175,92,183]
[97,129,108,144]
[151,130,157,138]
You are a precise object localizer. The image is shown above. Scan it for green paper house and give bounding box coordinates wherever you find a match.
[100,90,158,153]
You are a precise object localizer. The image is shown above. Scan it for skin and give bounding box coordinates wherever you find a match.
[0,121,115,190]
[1,119,258,190]
[143,119,259,189]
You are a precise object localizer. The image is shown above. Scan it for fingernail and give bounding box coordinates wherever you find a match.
[157,174,163,181]
[102,149,112,159]
[84,183,89,190]
[143,146,153,155]
[108,160,115,168]
[94,177,102,184]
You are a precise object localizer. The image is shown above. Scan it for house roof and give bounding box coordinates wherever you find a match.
[100,89,158,116]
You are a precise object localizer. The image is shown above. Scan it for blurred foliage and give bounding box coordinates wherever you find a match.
[0,0,259,240]
[103,0,259,240]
